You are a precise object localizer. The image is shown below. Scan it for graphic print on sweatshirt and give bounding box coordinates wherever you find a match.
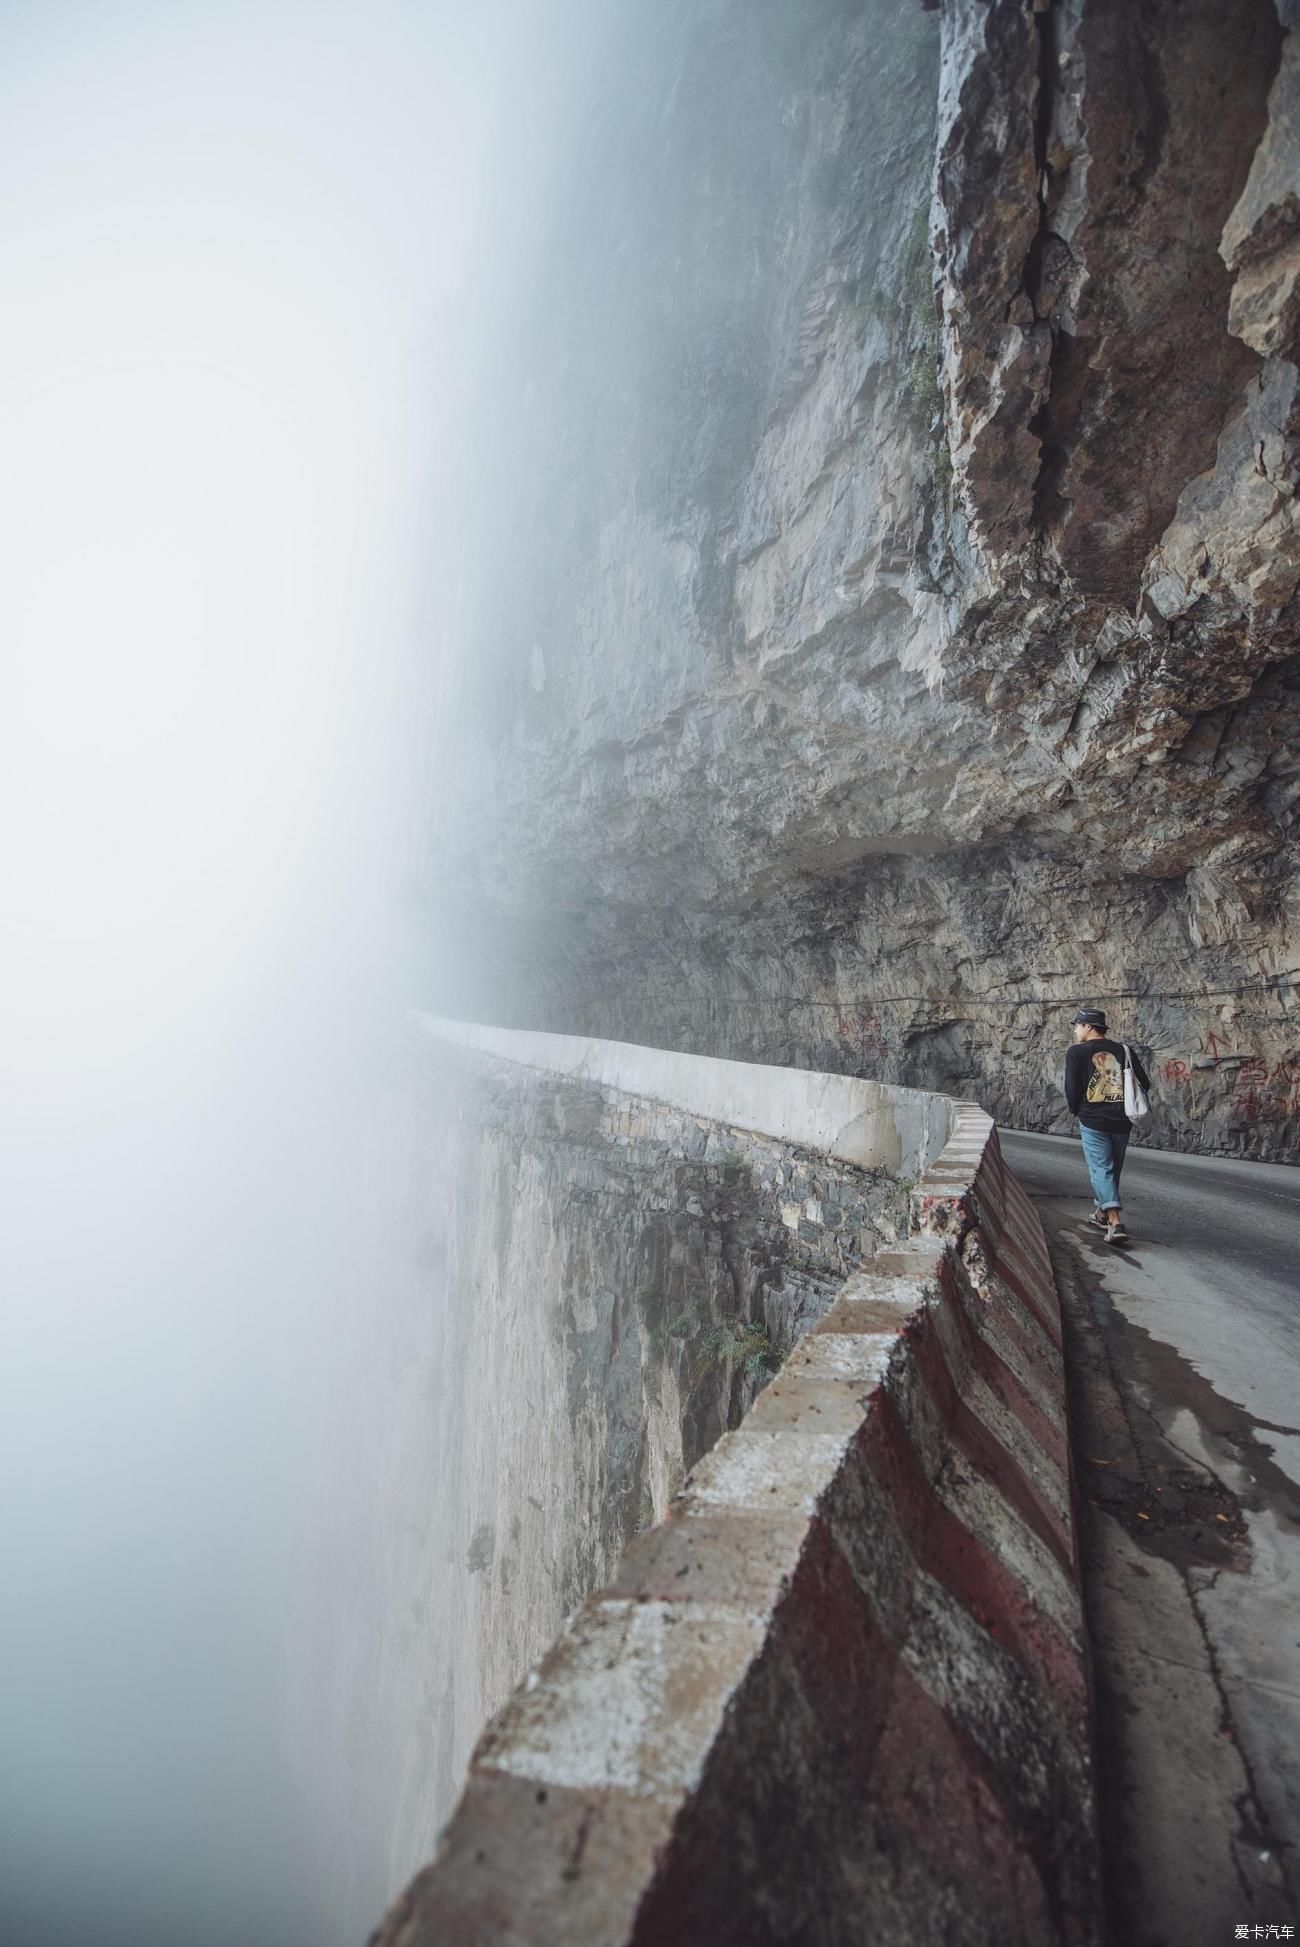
[1085,1050,1124,1107]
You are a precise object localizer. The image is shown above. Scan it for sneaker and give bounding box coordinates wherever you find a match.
[1106,1223,1129,1245]
[1089,1209,1109,1232]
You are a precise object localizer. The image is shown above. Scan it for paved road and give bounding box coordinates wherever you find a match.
[1001,1130,1300,1945]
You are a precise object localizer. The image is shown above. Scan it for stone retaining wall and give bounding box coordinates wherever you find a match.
[373,1046,1100,1946]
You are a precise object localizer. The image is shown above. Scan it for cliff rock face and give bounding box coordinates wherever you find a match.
[422,0,1300,1158]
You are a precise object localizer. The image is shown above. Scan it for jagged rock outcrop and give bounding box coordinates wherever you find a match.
[418,0,1300,1158]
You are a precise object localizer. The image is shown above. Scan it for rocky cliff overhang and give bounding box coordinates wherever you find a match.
[418,0,1300,1158]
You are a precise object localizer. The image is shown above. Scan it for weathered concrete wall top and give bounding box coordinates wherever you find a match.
[414,1015,953,1180]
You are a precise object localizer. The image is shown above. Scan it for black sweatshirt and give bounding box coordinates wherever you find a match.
[1064,1037,1151,1132]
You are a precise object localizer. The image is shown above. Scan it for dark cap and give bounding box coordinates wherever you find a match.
[1073,1007,1108,1029]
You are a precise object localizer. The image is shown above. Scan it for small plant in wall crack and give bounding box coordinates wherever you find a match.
[696,1319,781,1380]
[732,1321,781,1381]
[645,1308,695,1359]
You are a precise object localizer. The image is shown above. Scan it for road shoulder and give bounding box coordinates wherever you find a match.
[1040,1205,1297,1942]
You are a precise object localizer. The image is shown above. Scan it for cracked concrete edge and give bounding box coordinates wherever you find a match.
[370,1103,1102,1946]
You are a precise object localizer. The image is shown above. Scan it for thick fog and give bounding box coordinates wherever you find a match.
[0,4,611,1941]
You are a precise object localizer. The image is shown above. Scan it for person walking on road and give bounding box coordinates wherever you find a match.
[1064,1008,1150,1244]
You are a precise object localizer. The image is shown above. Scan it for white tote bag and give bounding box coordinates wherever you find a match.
[1122,1045,1150,1120]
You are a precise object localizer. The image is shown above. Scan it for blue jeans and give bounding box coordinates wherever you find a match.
[1079,1125,1129,1211]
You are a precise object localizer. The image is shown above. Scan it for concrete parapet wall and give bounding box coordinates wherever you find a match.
[373,1063,1101,1946]
[371,1028,915,1869]
[414,1015,953,1181]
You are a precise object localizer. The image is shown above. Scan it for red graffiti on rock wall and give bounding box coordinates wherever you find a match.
[1161,1059,1190,1086]
[1273,1082,1300,1119]
[1230,1068,1300,1124]
[1232,1057,1269,1096]
[833,1008,884,1069]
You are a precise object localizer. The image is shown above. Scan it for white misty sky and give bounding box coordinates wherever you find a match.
[0,0,482,991]
[0,6,504,1942]
[0,0,499,1271]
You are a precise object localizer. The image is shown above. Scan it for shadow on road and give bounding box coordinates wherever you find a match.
[1014,1167,1300,1943]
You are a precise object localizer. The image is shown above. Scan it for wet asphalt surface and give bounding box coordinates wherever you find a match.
[1001,1129,1300,1946]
